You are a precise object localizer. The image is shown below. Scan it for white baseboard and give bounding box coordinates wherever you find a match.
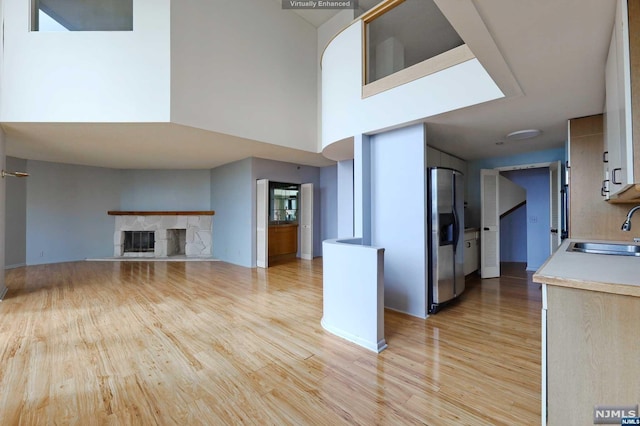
[321,318,387,353]
[5,263,26,270]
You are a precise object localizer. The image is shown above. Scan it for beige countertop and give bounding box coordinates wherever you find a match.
[533,238,640,297]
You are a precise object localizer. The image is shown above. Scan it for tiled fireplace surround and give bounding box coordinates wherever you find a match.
[111,212,213,258]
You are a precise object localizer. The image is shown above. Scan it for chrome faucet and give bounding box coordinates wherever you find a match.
[621,205,640,231]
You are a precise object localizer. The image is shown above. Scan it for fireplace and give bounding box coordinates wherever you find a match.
[123,231,155,253]
[166,229,186,256]
[110,211,214,258]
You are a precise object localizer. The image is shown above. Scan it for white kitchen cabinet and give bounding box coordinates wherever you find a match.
[426,146,466,174]
[463,229,479,275]
[426,146,440,168]
[427,145,469,205]
[440,152,453,168]
[450,156,467,176]
[604,0,637,198]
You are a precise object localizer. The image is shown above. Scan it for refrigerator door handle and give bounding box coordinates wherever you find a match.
[452,207,460,253]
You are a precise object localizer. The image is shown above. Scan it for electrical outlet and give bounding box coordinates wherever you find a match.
[39,251,44,257]
[529,216,538,223]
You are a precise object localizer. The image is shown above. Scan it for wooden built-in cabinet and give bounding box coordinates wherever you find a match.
[544,285,640,425]
[603,0,640,202]
[268,224,298,258]
[569,115,635,241]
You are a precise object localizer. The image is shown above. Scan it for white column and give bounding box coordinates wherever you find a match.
[337,160,354,238]
[353,134,371,245]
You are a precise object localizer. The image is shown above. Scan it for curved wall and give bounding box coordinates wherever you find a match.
[321,20,505,152]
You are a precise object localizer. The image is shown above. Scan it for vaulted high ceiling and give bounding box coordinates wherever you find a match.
[2,0,617,168]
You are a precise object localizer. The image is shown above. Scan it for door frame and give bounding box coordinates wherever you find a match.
[484,161,563,274]
[256,180,314,268]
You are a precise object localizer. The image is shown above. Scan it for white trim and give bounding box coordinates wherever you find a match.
[0,287,8,301]
[5,263,26,270]
[383,304,427,320]
[494,162,552,171]
[321,318,387,353]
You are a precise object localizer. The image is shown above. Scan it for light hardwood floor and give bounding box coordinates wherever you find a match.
[0,260,541,425]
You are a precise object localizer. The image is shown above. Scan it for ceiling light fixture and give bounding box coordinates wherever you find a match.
[505,129,542,141]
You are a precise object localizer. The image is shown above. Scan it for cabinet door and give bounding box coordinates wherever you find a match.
[605,0,634,194]
[426,146,440,168]
[450,156,467,176]
[440,152,453,168]
[547,285,640,425]
[462,232,478,275]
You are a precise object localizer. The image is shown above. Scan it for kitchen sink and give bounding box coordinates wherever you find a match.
[567,241,640,257]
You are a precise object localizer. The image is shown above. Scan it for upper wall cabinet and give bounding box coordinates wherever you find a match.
[604,0,640,202]
[426,146,468,178]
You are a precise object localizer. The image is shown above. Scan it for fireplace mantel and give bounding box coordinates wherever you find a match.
[108,211,215,216]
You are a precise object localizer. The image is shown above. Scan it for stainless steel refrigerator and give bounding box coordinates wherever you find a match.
[428,167,465,314]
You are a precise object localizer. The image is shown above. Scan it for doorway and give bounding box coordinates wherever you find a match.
[256,179,313,268]
[481,161,562,278]
[500,168,549,271]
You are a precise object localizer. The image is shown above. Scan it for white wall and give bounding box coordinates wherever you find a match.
[25,161,122,264]
[321,20,504,150]
[1,0,170,122]
[369,124,428,318]
[0,130,7,297]
[320,165,338,242]
[337,160,354,237]
[120,169,211,211]
[498,175,526,216]
[5,157,27,268]
[210,158,253,267]
[170,0,317,152]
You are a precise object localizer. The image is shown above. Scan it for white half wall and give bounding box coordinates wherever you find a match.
[170,0,317,152]
[321,20,504,150]
[322,238,386,353]
[1,0,170,122]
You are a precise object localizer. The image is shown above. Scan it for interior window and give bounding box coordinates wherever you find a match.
[32,0,133,32]
[365,0,463,83]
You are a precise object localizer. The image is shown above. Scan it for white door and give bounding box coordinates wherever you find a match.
[300,183,313,260]
[481,169,500,278]
[549,161,562,252]
[256,179,269,268]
